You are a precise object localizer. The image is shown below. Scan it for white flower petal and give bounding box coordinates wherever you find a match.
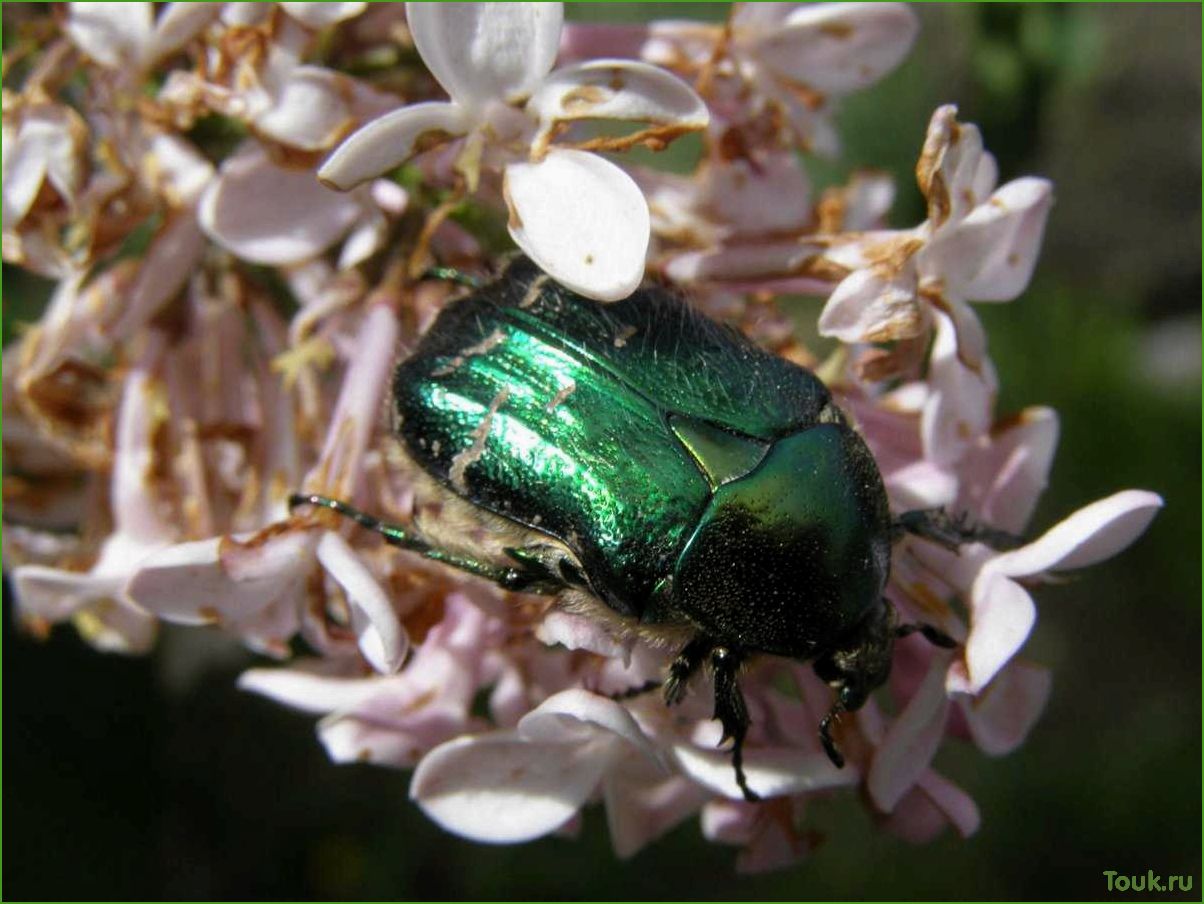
[504,148,648,301]
[960,660,1052,756]
[110,211,205,340]
[125,531,311,626]
[66,2,153,69]
[991,489,1164,578]
[406,1,563,109]
[411,732,609,843]
[527,59,707,130]
[957,570,1037,695]
[281,2,366,28]
[930,177,1054,302]
[316,531,407,673]
[255,66,356,151]
[670,744,856,800]
[318,102,469,191]
[758,3,918,94]
[2,106,87,224]
[963,406,1060,534]
[535,610,629,660]
[238,663,384,715]
[146,3,219,62]
[921,312,997,466]
[200,147,362,265]
[818,266,923,343]
[603,760,708,859]
[867,653,952,811]
[916,770,980,837]
[665,242,826,286]
[518,689,656,760]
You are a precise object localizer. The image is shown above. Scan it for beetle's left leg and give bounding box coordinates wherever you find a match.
[289,494,564,595]
[709,646,760,802]
[893,508,1023,552]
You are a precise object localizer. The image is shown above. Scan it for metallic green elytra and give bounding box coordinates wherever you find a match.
[294,256,966,801]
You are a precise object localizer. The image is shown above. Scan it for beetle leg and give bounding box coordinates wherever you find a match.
[710,646,760,803]
[895,621,957,648]
[813,598,898,769]
[663,635,712,706]
[421,265,483,289]
[289,494,562,595]
[893,508,1023,551]
[609,679,663,702]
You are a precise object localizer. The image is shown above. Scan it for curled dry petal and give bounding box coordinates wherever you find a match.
[318,102,471,190]
[917,105,996,229]
[819,266,924,343]
[406,1,563,110]
[505,148,649,301]
[200,147,363,265]
[527,58,708,134]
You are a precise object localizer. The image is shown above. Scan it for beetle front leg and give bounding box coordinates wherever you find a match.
[710,646,760,802]
[289,494,563,595]
[893,508,1023,551]
[663,635,712,706]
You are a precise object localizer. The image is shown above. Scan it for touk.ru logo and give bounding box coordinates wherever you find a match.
[1103,870,1193,893]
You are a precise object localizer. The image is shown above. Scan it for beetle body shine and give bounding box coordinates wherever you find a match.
[295,258,964,800]
[394,257,893,658]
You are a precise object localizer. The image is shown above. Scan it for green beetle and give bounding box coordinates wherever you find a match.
[295,257,990,801]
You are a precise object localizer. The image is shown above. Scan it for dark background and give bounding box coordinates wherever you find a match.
[5,4,1200,900]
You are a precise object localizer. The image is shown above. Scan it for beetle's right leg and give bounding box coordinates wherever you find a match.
[893,508,1023,552]
[289,494,563,595]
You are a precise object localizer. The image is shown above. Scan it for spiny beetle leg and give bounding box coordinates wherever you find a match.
[818,700,847,769]
[896,622,958,649]
[609,679,663,702]
[288,494,560,595]
[893,507,1024,552]
[663,636,712,706]
[711,646,760,802]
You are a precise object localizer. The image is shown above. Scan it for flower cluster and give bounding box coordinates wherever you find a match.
[3,2,1161,871]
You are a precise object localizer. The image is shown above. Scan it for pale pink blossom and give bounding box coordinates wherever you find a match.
[319,1,707,300]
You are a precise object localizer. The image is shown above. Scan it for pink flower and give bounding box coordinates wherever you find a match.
[318,2,708,300]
